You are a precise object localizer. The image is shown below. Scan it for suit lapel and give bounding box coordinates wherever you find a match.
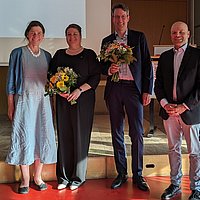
[110,33,116,42]
[168,49,175,97]
[127,29,131,46]
[127,29,137,47]
[177,46,191,79]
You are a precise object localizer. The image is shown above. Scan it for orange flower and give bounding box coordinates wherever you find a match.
[50,76,57,84]
[98,41,136,82]
[45,66,78,105]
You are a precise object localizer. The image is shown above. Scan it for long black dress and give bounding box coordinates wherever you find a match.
[49,48,101,187]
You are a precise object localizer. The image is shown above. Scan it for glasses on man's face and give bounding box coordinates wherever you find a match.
[113,15,128,20]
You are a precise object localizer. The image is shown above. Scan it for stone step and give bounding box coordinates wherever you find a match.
[0,154,189,183]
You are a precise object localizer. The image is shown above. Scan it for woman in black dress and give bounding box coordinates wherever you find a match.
[49,24,101,190]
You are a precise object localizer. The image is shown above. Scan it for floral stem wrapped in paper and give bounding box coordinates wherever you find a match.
[99,41,137,82]
[45,67,78,105]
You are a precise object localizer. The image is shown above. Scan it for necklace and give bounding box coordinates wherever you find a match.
[27,46,41,57]
[66,46,83,55]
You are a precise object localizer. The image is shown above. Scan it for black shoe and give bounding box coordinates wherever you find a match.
[18,186,29,194]
[189,190,200,200]
[161,184,181,199]
[133,176,150,191]
[34,182,47,191]
[111,174,128,189]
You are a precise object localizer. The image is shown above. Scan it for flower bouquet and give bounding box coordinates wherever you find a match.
[98,41,136,82]
[45,67,78,105]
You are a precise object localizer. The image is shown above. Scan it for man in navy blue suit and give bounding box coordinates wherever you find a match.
[155,21,200,200]
[100,3,153,190]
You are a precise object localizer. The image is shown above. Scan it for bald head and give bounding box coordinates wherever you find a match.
[171,21,188,32]
[170,21,190,49]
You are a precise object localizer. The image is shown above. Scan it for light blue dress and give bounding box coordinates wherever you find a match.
[6,46,57,165]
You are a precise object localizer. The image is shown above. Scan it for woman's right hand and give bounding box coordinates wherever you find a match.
[59,93,70,99]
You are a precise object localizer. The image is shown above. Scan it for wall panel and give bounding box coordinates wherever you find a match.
[111,0,187,54]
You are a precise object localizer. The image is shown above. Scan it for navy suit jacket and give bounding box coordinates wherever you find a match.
[101,29,153,100]
[154,45,200,125]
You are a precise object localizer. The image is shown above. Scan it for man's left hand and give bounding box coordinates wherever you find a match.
[143,93,151,106]
[174,104,187,115]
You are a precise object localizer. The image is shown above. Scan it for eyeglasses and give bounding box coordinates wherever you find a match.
[113,15,128,20]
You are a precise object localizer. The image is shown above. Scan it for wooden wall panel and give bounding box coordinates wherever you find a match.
[111,0,188,54]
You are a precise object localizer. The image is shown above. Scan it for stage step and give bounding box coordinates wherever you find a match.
[0,154,189,183]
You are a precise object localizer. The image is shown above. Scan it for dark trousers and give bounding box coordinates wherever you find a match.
[106,81,144,179]
[56,91,95,185]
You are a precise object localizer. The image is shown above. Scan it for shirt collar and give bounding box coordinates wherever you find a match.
[173,43,188,53]
[115,30,128,39]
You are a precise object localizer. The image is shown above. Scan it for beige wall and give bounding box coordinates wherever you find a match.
[0,0,111,64]
[0,0,111,114]
[0,0,190,114]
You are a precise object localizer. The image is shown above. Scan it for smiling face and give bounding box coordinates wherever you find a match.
[27,26,44,46]
[112,8,130,36]
[170,22,190,49]
[66,27,81,49]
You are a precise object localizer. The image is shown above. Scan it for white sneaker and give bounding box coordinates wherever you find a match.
[69,185,79,191]
[57,184,67,190]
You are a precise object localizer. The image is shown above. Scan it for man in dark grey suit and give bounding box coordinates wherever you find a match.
[155,21,200,200]
[100,3,153,191]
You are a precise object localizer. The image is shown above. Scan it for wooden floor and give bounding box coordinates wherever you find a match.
[0,176,191,200]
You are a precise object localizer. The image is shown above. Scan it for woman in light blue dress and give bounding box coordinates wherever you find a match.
[6,21,57,194]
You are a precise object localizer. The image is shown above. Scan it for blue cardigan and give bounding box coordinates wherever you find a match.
[6,46,51,95]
